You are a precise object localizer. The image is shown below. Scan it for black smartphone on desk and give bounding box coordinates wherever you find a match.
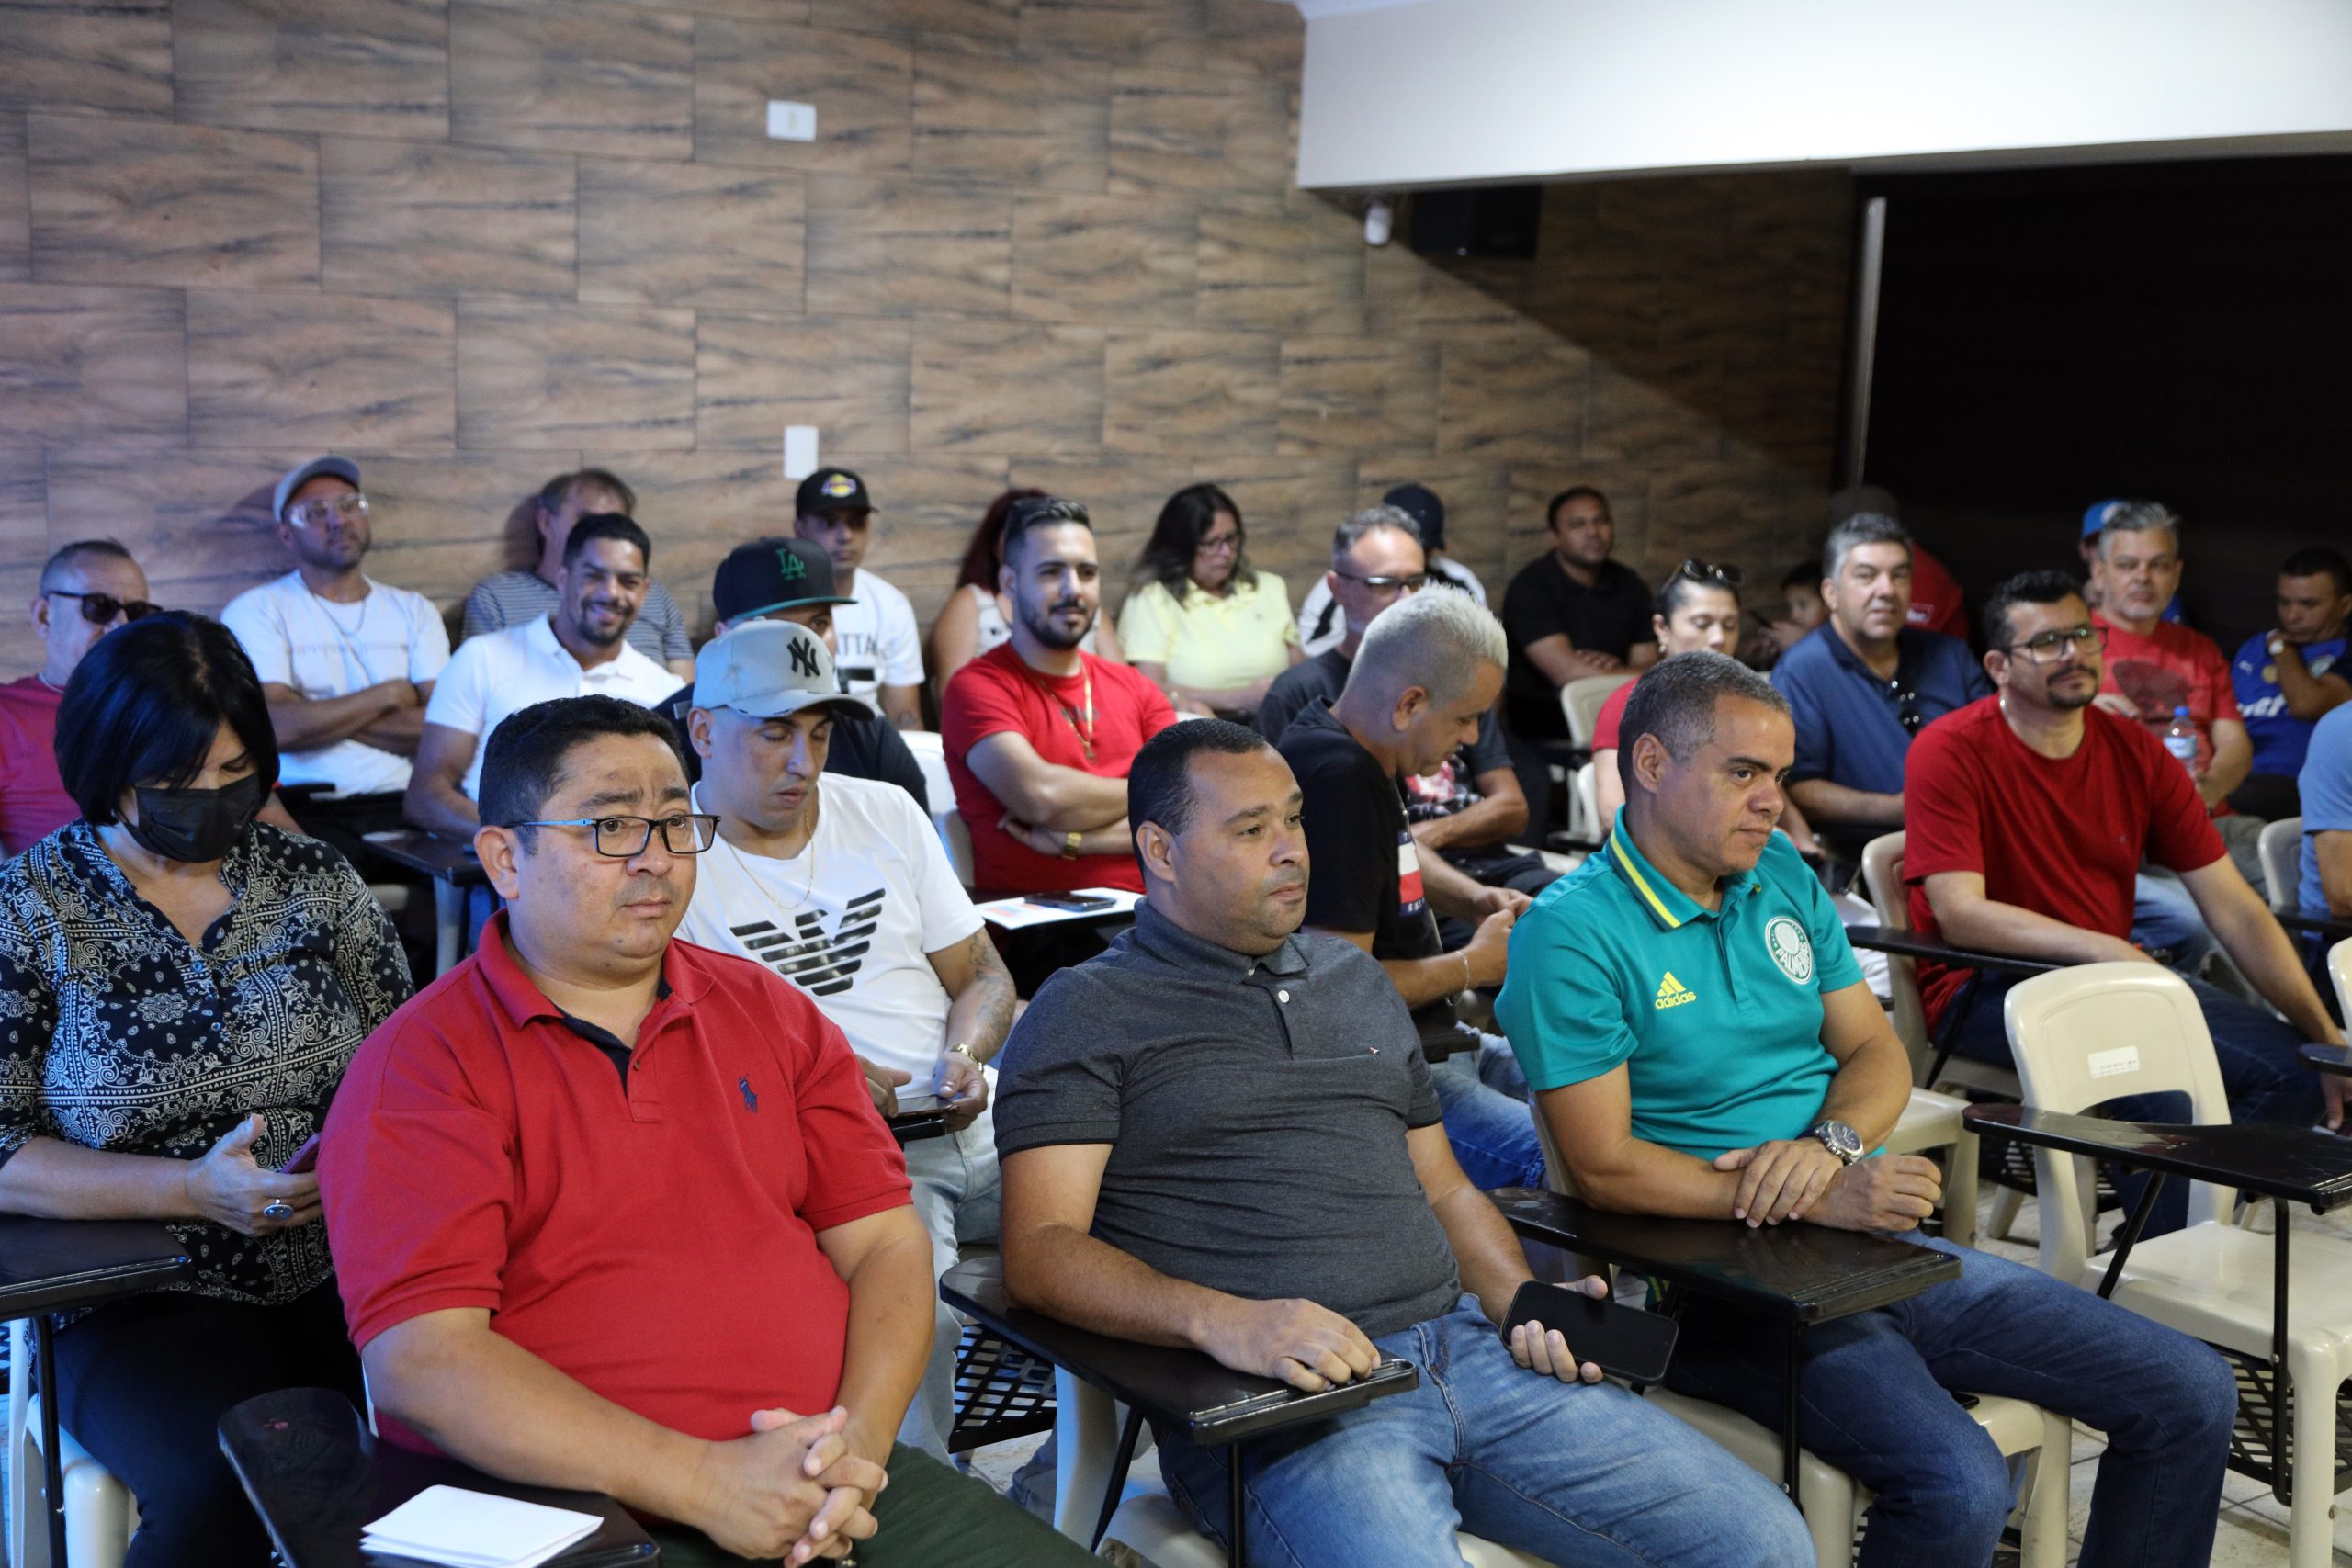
[1500,1280,1678,1383]
[1028,892,1116,913]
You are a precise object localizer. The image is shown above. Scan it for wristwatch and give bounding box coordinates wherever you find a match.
[1061,830,1081,861]
[1809,1120,1864,1166]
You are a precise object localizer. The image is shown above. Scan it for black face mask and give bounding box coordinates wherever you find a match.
[125,774,266,863]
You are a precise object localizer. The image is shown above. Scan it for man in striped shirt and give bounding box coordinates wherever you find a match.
[461,468,695,680]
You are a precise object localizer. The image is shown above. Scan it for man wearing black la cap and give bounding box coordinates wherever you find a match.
[659,536,929,806]
[796,468,925,730]
[1297,483,1487,657]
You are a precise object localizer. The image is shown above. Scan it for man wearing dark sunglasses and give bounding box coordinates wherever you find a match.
[3,540,157,854]
[1770,513,1988,861]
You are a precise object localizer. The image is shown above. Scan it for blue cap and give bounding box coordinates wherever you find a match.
[2080,498,2129,539]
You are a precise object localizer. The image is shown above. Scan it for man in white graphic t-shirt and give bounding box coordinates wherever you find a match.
[674,619,1015,1461]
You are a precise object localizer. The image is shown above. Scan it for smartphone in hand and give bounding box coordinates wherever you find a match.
[1501,1280,1678,1383]
[279,1133,322,1175]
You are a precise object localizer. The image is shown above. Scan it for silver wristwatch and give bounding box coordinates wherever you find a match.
[1809,1119,1864,1166]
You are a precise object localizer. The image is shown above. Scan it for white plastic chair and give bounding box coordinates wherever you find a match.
[2257,815,2302,911]
[6,1319,137,1568]
[1049,1372,1554,1567]
[1560,674,1634,750]
[2005,961,2352,1568]
[2332,935,2351,1021]
[1526,1114,2063,1567]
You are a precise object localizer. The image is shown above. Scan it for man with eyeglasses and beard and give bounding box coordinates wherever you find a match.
[1905,570,2346,1235]
[1770,513,1988,862]
[942,497,1175,901]
[4,539,305,854]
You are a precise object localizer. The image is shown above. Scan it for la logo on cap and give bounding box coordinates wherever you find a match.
[822,473,857,498]
[775,547,806,581]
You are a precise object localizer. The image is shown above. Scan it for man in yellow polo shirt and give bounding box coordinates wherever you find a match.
[1498,651,2235,1568]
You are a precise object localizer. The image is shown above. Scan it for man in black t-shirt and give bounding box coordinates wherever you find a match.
[660,537,928,807]
[1500,485,1658,741]
[1262,507,1553,926]
[1277,591,1545,1190]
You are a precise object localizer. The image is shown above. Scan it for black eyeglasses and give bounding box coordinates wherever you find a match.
[47,589,158,626]
[505,813,722,857]
[1333,570,1430,592]
[1676,558,1745,589]
[2001,625,2107,663]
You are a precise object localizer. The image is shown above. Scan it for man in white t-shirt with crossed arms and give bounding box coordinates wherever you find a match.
[673,619,1015,1461]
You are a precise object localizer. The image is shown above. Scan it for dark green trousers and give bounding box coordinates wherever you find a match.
[645,1443,1093,1566]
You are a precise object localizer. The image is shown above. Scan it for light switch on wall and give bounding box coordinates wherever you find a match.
[765,100,816,141]
[784,425,819,480]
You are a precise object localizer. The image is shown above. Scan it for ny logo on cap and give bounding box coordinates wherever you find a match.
[775,547,807,581]
[822,473,857,498]
[789,638,823,678]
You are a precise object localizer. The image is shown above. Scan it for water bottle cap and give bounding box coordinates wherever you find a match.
[2173,705,2191,716]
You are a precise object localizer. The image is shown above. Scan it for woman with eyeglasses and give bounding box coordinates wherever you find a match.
[0,612,412,1566]
[927,487,1122,691]
[1117,482,1303,718]
[1590,562,1823,858]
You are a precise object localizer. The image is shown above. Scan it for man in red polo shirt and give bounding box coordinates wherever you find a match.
[1903,571,2343,1235]
[3,541,154,855]
[320,695,1088,1568]
[942,496,1175,895]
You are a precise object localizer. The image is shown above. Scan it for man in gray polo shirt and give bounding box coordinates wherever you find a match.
[992,720,1808,1568]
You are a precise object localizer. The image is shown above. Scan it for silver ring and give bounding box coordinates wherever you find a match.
[262,1201,295,1221]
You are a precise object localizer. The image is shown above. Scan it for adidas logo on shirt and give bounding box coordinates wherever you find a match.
[1654,972,1698,1010]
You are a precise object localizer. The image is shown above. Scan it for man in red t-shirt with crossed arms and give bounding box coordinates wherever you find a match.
[1903,570,2344,1235]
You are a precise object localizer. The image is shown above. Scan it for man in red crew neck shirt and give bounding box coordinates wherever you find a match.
[319,694,1088,1567]
[1903,571,2344,1235]
[2,541,154,856]
[942,496,1175,897]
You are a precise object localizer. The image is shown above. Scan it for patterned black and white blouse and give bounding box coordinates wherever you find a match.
[0,819,412,1305]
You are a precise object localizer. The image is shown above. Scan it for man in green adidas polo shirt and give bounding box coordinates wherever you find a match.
[1497,651,2234,1568]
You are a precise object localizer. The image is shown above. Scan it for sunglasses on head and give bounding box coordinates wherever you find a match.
[1676,558,1745,589]
[48,589,158,626]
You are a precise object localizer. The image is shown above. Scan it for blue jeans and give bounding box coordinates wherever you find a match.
[1949,967,2323,1233]
[1155,1297,1814,1568]
[1667,1234,2237,1568]
[1430,1030,1546,1190]
[2132,869,2217,974]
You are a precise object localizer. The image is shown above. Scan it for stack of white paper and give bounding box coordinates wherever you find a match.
[974,886,1142,930]
[360,1486,601,1568]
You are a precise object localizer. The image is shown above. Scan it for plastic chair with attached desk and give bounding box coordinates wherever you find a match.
[5,1318,137,1568]
[1523,1111,2065,1568]
[1998,959,2352,1568]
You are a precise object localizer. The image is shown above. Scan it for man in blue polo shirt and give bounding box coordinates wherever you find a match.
[1770,513,1987,858]
[1498,652,2235,1568]
[2230,547,2351,822]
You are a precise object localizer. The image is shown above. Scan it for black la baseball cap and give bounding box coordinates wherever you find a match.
[712,536,855,623]
[795,467,873,517]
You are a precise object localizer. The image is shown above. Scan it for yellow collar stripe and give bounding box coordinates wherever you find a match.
[1608,833,1682,931]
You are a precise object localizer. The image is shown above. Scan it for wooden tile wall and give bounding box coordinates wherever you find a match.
[0,0,1851,676]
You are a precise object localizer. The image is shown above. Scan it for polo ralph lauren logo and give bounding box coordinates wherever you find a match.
[739,1077,759,1112]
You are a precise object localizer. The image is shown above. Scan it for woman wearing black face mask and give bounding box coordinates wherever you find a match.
[0,611,412,1567]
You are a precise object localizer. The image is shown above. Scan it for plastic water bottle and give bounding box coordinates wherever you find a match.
[2163,706,2199,773]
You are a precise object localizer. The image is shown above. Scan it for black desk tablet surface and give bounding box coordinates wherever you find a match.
[1,1217,193,1568]
[0,1216,191,1317]
[1961,1105,2352,1213]
[2302,1043,2352,1080]
[365,830,489,886]
[220,1389,656,1568]
[941,1257,1415,1446]
[1489,1189,1960,1322]
[1839,924,2060,977]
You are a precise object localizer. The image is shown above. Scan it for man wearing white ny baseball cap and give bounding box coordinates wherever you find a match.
[677,618,1015,1464]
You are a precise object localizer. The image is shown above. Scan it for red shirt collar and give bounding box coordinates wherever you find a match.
[472,910,714,1033]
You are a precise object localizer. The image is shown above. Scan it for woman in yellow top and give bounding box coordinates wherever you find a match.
[1116,483,1302,716]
